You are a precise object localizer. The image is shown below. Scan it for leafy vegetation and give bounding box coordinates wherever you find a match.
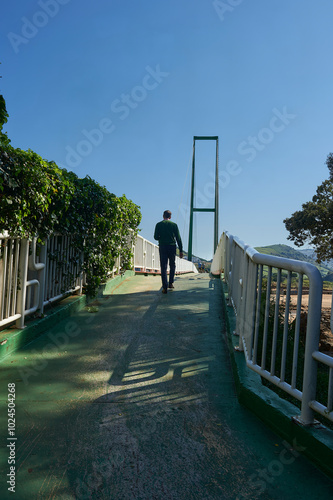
[0,94,141,296]
[284,154,333,262]
[0,146,75,238]
[0,94,10,147]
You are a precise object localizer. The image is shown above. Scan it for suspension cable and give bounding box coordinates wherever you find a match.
[175,144,194,242]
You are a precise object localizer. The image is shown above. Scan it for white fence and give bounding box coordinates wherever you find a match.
[133,234,198,275]
[211,231,333,426]
[0,233,196,331]
[0,236,22,329]
[0,235,84,330]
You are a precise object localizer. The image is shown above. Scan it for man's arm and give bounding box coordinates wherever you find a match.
[174,224,183,257]
[154,223,160,241]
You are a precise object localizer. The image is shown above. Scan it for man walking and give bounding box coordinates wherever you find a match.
[154,210,183,294]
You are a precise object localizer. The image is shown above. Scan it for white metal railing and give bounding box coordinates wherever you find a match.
[211,231,333,426]
[133,234,197,275]
[0,233,197,331]
[0,234,88,330]
[0,236,22,328]
[32,235,84,312]
[12,236,84,329]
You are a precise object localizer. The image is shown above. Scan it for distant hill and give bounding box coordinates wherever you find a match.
[298,248,316,259]
[299,248,333,270]
[181,251,210,264]
[254,244,333,281]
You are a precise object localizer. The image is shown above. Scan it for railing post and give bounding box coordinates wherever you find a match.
[132,242,134,271]
[79,250,84,293]
[29,237,47,315]
[298,268,323,425]
[234,244,250,352]
[235,254,246,351]
[143,239,147,272]
[39,240,47,311]
[222,233,226,277]
[16,239,29,329]
[227,235,234,306]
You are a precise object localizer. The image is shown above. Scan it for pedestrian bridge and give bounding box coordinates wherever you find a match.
[0,233,333,499]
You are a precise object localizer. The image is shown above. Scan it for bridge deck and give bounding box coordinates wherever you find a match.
[0,274,333,499]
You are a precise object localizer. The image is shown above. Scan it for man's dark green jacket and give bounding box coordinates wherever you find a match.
[154,220,183,251]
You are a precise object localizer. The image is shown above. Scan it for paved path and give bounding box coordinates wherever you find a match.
[0,274,333,499]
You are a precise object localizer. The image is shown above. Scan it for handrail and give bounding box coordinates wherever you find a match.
[212,231,332,426]
[29,237,45,271]
[134,234,197,275]
[0,232,197,331]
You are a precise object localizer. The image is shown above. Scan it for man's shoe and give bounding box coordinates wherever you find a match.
[162,288,168,294]
[168,284,174,289]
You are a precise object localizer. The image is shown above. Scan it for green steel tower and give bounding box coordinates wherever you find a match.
[188,136,219,262]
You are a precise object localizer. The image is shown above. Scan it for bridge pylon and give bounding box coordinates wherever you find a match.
[188,136,219,262]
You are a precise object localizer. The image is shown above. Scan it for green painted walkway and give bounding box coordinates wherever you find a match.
[0,274,333,499]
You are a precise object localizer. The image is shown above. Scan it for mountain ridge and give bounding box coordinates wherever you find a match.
[254,244,333,280]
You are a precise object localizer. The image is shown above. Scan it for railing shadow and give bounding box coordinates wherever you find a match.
[0,275,231,498]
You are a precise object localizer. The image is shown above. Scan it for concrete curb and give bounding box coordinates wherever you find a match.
[221,279,333,480]
[0,271,135,362]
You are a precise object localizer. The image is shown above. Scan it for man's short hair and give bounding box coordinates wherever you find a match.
[163,210,172,219]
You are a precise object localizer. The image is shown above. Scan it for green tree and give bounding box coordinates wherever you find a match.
[284,154,333,262]
[0,147,141,295]
[64,176,141,295]
[0,94,10,147]
[0,146,74,238]
[0,90,141,296]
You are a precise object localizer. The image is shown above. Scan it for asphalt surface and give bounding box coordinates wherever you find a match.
[0,273,333,499]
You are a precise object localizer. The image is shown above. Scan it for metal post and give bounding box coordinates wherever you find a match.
[188,139,196,261]
[16,239,29,329]
[298,268,323,425]
[214,137,219,253]
[29,237,47,314]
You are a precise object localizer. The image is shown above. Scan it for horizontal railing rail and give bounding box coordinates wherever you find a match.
[211,231,333,426]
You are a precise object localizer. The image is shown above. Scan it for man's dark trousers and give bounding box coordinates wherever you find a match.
[159,245,176,290]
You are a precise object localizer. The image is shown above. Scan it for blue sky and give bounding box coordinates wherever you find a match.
[1,0,333,260]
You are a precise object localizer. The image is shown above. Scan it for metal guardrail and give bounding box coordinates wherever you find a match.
[211,231,333,426]
[30,236,84,316]
[0,233,197,331]
[0,236,22,328]
[133,234,198,275]
[1,236,84,329]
